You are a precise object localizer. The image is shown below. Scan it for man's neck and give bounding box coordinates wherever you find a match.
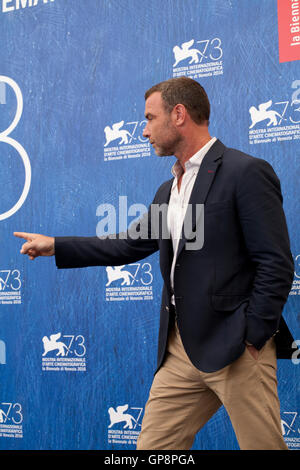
[174,129,212,170]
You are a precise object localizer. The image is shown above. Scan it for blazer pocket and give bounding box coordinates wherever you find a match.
[211,294,250,312]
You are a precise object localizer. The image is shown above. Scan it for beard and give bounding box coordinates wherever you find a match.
[153,122,183,157]
[154,145,175,157]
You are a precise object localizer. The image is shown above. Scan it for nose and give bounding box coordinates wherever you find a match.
[143,122,150,139]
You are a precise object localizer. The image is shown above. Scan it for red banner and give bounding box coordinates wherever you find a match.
[278,0,300,62]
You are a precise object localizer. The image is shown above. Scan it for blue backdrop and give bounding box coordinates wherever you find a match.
[0,0,299,450]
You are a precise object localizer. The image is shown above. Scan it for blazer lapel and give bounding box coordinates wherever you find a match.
[156,178,173,206]
[153,178,173,290]
[176,139,225,259]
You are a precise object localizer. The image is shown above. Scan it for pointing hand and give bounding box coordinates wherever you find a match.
[14,232,55,260]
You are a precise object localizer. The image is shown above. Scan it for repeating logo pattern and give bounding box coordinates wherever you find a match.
[0,269,22,305]
[103,119,150,161]
[172,38,223,79]
[107,404,143,446]
[248,80,300,145]
[41,333,87,372]
[281,412,300,449]
[105,262,153,302]
[0,402,23,439]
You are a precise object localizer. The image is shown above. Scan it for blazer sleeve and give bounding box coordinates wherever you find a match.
[55,209,159,269]
[236,157,294,350]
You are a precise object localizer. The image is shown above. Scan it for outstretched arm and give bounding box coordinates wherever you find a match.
[14,208,159,268]
[13,180,172,267]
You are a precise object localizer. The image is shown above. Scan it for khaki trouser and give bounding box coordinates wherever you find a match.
[137,322,288,450]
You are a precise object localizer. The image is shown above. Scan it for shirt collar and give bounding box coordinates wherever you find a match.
[171,137,217,179]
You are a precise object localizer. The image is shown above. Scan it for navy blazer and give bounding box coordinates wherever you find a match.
[55,139,295,372]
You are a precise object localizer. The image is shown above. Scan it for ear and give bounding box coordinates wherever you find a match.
[172,104,186,126]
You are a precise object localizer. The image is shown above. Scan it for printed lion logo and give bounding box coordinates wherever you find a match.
[42,333,69,357]
[249,100,282,129]
[108,404,137,429]
[173,39,203,67]
[106,266,134,286]
[104,121,134,147]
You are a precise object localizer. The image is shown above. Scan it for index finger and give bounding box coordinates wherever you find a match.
[13,232,34,241]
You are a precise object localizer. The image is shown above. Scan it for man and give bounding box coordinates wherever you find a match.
[14,77,295,450]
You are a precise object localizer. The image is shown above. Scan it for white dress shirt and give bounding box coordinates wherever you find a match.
[167,137,217,305]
